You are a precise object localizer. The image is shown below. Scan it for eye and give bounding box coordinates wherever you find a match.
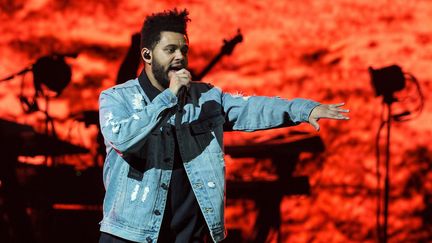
[165,48,175,54]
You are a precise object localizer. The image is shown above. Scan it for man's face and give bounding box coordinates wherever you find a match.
[151,31,189,88]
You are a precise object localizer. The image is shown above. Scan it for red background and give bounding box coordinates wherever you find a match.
[1,0,431,242]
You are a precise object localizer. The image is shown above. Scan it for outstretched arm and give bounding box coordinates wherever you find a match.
[308,102,350,131]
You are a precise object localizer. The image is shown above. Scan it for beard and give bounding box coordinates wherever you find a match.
[151,58,170,89]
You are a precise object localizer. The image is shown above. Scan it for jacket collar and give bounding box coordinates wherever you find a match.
[138,70,161,102]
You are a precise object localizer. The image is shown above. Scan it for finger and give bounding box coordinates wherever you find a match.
[178,77,192,89]
[324,110,340,118]
[175,71,191,77]
[176,73,190,79]
[335,108,350,113]
[177,68,190,75]
[323,111,350,120]
[331,114,350,120]
[328,107,350,113]
[329,102,345,108]
[176,74,192,82]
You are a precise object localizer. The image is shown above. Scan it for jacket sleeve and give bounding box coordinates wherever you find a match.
[99,88,177,154]
[220,90,320,132]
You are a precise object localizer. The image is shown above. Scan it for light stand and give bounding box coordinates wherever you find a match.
[369,65,406,243]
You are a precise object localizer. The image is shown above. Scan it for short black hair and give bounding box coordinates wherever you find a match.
[140,8,190,51]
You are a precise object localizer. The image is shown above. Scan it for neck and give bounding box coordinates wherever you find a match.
[144,65,165,92]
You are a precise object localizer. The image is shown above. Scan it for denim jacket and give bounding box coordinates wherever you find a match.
[98,78,319,242]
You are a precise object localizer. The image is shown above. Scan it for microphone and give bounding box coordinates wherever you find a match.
[177,86,187,112]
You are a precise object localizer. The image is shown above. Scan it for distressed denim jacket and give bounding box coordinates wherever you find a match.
[98,78,319,243]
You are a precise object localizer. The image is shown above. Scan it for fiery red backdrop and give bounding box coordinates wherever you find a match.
[1,0,431,242]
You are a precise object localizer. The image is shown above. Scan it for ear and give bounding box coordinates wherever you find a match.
[141,48,152,64]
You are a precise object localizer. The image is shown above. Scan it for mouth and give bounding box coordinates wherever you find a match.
[168,64,184,72]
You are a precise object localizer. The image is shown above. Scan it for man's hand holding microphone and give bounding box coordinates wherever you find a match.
[168,68,191,96]
[168,68,191,111]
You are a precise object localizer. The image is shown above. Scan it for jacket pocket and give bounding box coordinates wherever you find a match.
[189,115,225,153]
[190,114,225,134]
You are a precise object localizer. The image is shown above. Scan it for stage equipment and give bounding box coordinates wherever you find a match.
[369,65,405,104]
[1,53,77,113]
[369,64,423,243]
[224,132,324,242]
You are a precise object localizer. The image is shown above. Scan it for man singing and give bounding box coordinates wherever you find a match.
[98,8,349,243]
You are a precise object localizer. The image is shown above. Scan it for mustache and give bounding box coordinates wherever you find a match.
[168,62,186,71]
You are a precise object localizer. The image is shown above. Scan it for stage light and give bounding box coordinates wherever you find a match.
[368,65,406,104]
[32,55,73,97]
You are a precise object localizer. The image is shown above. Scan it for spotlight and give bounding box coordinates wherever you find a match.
[368,65,406,104]
[32,55,72,97]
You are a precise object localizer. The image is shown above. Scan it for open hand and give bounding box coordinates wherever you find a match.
[308,102,350,131]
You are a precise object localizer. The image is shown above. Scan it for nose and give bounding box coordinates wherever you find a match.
[174,49,185,61]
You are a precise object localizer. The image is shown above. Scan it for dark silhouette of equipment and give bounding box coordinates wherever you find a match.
[0,52,83,242]
[224,132,324,243]
[1,53,78,144]
[369,65,406,105]
[1,53,77,113]
[32,55,74,96]
[116,33,142,85]
[193,29,243,81]
[0,118,89,158]
[0,119,35,243]
[0,118,89,243]
[369,64,423,243]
